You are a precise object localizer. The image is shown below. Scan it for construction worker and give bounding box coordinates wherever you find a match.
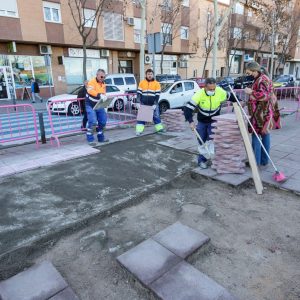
[86,69,109,145]
[184,77,227,169]
[136,69,164,135]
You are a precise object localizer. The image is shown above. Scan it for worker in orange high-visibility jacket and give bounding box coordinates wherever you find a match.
[135,69,165,135]
[85,69,109,145]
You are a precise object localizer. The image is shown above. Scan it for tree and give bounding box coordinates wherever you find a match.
[68,0,111,80]
[212,0,240,78]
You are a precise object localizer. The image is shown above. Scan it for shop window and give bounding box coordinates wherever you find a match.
[119,60,133,74]
[103,12,124,41]
[0,0,18,17]
[32,56,53,86]
[43,1,62,23]
[10,56,33,88]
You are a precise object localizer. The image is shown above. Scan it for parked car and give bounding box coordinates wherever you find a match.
[132,80,200,113]
[233,75,254,89]
[104,73,137,93]
[189,77,206,88]
[216,76,235,91]
[156,74,181,84]
[273,74,295,88]
[46,85,128,115]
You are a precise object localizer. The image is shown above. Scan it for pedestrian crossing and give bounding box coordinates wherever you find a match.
[0,111,136,144]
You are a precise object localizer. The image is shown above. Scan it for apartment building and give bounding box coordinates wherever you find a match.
[0,0,199,99]
[228,0,300,77]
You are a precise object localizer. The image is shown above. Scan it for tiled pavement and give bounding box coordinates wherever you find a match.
[159,114,300,194]
[117,222,238,300]
[0,261,79,300]
[0,127,153,178]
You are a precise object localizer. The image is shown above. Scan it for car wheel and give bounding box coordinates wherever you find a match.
[68,102,81,116]
[159,101,169,113]
[114,99,124,111]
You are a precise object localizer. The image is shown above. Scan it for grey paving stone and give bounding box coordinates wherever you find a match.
[214,173,250,186]
[192,167,218,178]
[281,177,300,194]
[0,261,68,300]
[152,222,210,259]
[49,287,79,300]
[117,239,182,285]
[150,261,239,300]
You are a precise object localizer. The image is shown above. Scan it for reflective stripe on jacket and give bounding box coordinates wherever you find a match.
[86,78,106,107]
[184,86,227,123]
[137,79,161,106]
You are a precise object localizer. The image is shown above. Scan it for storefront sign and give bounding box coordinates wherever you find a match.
[68,48,100,58]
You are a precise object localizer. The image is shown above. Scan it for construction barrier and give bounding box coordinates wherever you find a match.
[47,94,137,147]
[0,103,39,147]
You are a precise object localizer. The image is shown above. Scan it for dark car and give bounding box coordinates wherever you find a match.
[273,75,296,97]
[233,75,254,89]
[216,76,235,91]
[188,77,206,88]
[156,74,181,83]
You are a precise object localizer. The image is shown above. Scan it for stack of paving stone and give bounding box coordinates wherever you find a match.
[161,109,186,132]
[211,114,247,174]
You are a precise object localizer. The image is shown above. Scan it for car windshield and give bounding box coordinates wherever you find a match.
[70,86,83,95]
[161,83,173,92]
[274,76,290,82]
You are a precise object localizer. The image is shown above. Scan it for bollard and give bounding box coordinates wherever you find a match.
[38,112,46,144]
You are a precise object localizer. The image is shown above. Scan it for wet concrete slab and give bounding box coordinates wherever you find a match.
[0,261,68,300]
[117,238,182,285]
[0,135,194,256]
[152,222,210,258]
[150,261,239,300]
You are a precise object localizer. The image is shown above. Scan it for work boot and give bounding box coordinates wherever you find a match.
[198,162,208,169]
[97,132,109,143]
[88,141,97,146]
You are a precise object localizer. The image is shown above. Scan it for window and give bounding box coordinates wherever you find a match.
[0,0,18,17]
[161,0,172,10]
[114,78,125,86]
[247,9,253,17]
[181,0,189,7]
[43,1,61,23]
[171,83,183,93]
[119,60,133,73]
[234,3,244,15]
[32,56,52,86]
[232,27,242,39]
[161,23,172,45]
[83,8,96,28]
[125,77,135,84]
[184,82,194,91]
[103,12,124,41]
[180,26,189,40]
[106,85,120,93]
[105,78,112,84]
[134,18,147,44]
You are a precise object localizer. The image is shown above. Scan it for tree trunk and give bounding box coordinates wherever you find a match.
[83,43,87,81]
[202,54,209,77]
[160,50,165,74]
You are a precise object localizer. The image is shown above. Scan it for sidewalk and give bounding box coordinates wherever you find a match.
[158,113,300,194]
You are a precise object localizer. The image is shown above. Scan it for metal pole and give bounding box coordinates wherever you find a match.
[38,112,46,144]
[152,53,156,76]
[270,11,275,79]
[212,0,219,78]
[140,0,146,80]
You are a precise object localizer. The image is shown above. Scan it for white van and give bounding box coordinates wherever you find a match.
[104,73,137,93]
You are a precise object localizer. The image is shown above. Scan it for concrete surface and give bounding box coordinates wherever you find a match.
[150,261,238,300]
[152,222,210,259]
[49,287,79,300]
[117,239,182,285]
[159,113,300,194]
[0,261,68,300]
[0,134,194,257]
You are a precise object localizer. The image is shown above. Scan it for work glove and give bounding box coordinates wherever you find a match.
[152,104,157,110]
[136,103,141,109]
[97,94,107,102]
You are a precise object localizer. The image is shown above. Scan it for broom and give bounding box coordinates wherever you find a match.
[228,86,287,183]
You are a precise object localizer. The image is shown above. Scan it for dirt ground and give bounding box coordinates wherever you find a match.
[30,174,300,300]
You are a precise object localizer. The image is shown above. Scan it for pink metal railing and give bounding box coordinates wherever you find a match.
[47,94,137,147]
[0,103,39,147]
